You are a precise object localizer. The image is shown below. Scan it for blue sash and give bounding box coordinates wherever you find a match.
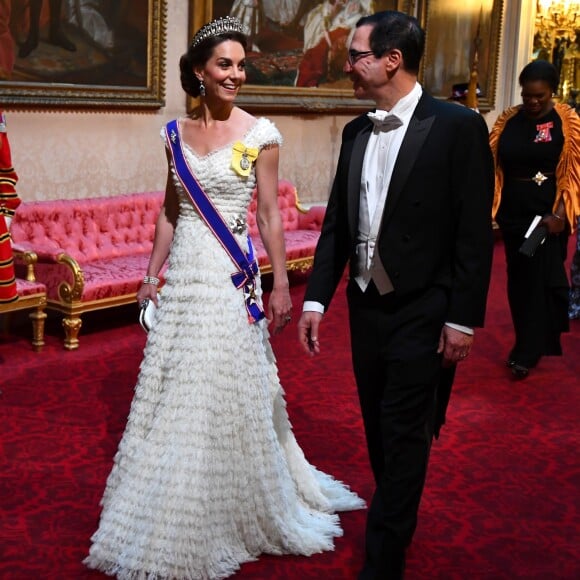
[165,119,265,324]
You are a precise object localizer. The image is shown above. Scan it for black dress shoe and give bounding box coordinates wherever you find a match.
[506,359,516,368]
[511,364,529,379]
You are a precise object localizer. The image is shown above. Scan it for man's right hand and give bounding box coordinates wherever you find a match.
[298,311,323,356]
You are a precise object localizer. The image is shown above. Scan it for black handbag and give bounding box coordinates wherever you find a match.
[519,225,547,257]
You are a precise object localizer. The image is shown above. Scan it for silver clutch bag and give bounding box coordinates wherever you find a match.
[139,297,157,333]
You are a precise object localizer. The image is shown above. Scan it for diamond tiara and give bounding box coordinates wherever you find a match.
[191,16,248,48]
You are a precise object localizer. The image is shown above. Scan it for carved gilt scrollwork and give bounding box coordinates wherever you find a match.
[62,315,82,351]
[57,254,85,303]
[287,258,314,273]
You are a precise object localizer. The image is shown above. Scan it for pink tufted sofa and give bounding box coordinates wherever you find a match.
[10,183,325,349]
[248,179,326,275]
[11,192,166,349]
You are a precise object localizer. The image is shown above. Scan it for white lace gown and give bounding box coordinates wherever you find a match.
[84,117,365,580]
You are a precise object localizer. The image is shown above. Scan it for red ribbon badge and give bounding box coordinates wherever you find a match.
[534,122,553,143]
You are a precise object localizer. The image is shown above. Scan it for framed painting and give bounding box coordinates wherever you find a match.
[0,0,167,109]
[416,0,504,111]
[189,0,413,113]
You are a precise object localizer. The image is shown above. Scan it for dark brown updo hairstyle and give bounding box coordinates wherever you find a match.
[180,31,248,98]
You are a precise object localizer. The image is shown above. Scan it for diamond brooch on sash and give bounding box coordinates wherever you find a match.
[229,215,246,234]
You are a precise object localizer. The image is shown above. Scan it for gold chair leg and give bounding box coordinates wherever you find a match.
[29,306,47,352]
[62,315,82,350]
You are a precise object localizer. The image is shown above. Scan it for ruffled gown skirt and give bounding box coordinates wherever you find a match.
[84,215,364,579]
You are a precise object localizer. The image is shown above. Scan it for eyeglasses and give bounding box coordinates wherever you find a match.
[347,49,375,66]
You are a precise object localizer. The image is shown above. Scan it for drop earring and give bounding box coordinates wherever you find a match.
[199,80,206,97]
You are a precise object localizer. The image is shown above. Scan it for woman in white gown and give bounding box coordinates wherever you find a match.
[84,15,364,580]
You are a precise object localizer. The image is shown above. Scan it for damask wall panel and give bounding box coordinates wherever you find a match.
[9,114,168,201]
[275,115,347,205]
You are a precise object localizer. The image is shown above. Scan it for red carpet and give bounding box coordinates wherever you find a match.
[1,240,578,580]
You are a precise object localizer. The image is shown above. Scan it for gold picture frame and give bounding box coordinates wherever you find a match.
[0,0,167,109]
[189,0,412,113]
[416,0,504,111]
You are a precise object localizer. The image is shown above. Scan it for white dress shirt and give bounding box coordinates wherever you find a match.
[353,82,422,294]
[362,82,422,226]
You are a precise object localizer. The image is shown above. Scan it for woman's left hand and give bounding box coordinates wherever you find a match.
[541,213,566,235]
[267,285,293,334]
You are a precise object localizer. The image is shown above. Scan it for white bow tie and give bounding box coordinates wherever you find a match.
[367,110,403,131]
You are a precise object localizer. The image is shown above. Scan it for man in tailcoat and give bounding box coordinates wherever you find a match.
[298,11,495,579]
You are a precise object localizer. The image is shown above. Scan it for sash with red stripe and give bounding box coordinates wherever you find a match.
[165,120,264,324]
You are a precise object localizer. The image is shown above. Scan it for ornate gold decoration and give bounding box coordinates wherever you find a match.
[538,0,579,29]
[12,249,38,282]
[259,257,314,276]
[57,254,84,303]
[293,187,309,214]
[0,260,47,351]
[30,304,47,352]
[534,0,580,103]
[62,316,82,350]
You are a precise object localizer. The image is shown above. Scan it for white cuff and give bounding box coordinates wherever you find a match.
[303,300,324,314]
[445,322,474,336]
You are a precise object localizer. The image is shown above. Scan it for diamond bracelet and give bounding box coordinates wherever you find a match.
[143,275,160,286]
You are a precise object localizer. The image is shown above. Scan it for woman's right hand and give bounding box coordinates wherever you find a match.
[137,283,159,307]
[541,213,566,235]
